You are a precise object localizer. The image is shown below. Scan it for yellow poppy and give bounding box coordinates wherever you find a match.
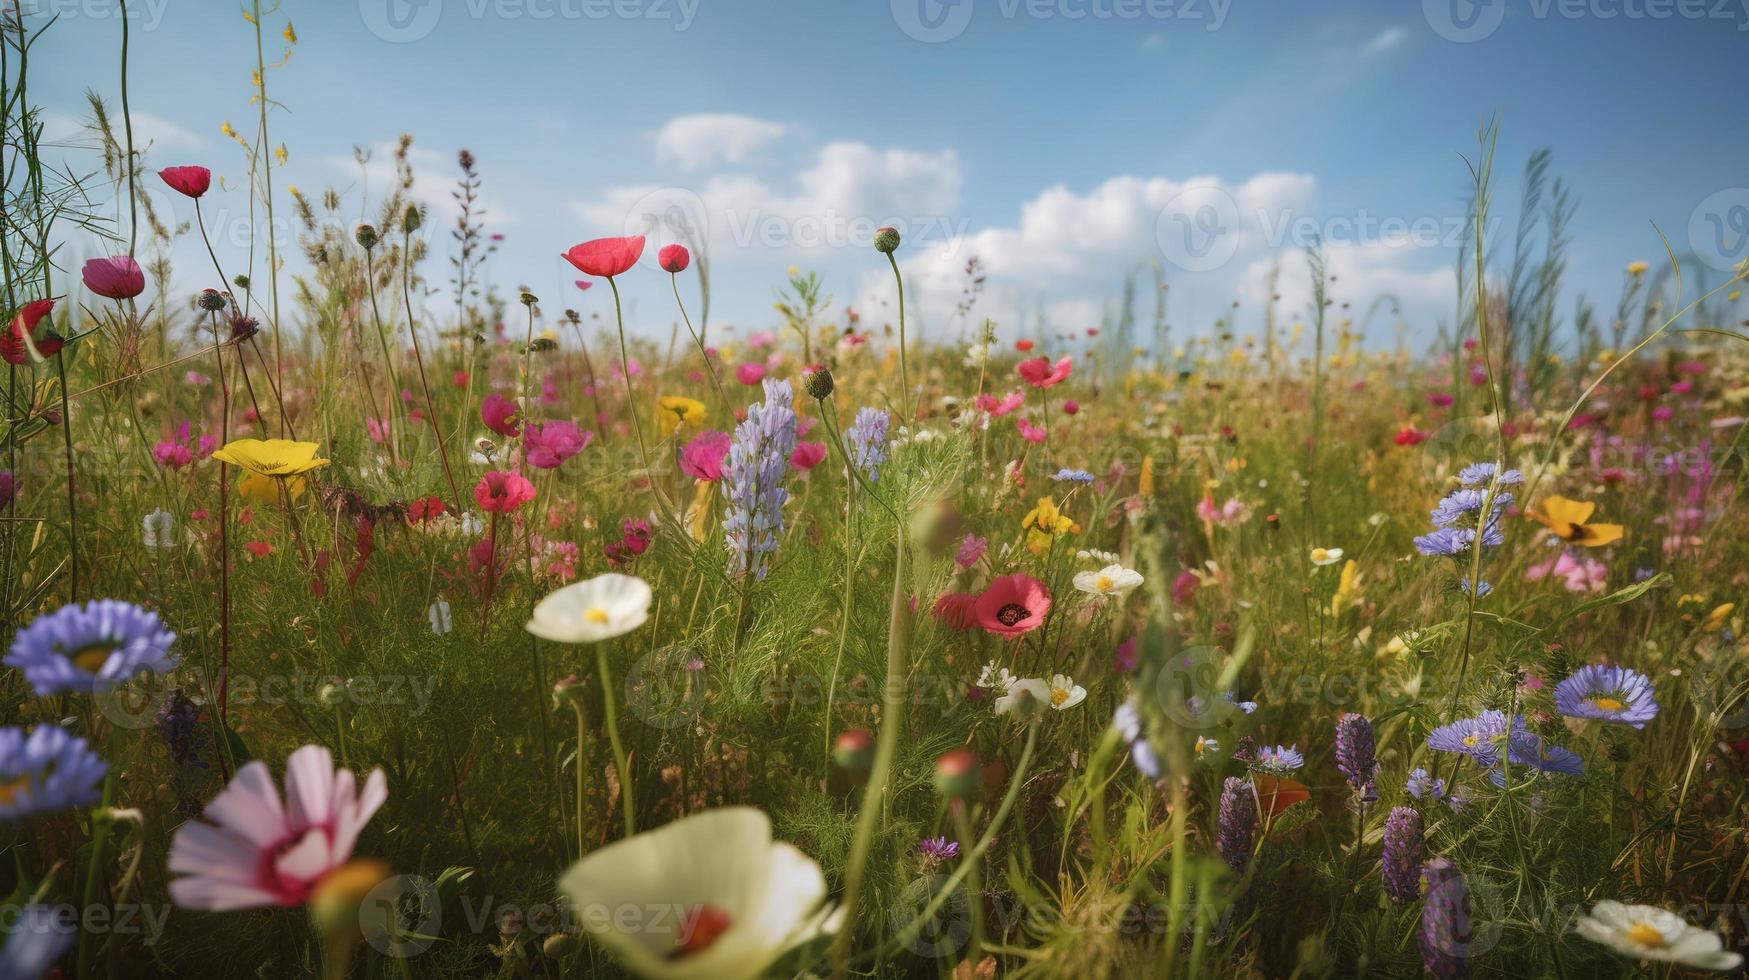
[655,396,708,438]
[211,439,330,477]
[239,471,305,503]
[1526,495,1622,548]
[1022,496,1078,552]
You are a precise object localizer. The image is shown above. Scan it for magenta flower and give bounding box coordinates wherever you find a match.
[168,744,387,910]
[1017,355,1072,388]
[680,430,731,482]
[523,421,590,469]
[81,256,146,300]
[1016,416,1047,443]
[954,533,987,569]
[789,441,827,471]
[735,362,766,386]
[481,393,521,438]
[474,470,536,513]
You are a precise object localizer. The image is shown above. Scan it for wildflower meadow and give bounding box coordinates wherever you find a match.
[4,5,1749,979]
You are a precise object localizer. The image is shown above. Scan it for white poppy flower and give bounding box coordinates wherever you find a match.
[527,573,653,644]
[1309,546,1344,566]
[994,678,1051,717]
[1072,564,1143,597]
[559,807,841,980]
[1575,900,1743,970]
[1046,674,1086,710]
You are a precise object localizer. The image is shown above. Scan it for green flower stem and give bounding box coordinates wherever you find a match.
[598,643,635,839]
[886,251,910,423]
[570,699,589,858]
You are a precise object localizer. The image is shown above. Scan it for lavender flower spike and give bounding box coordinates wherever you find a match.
[1420,858,1472,979]
[723,379,798,580]
[1334,712,1376,792]
[1381,806,1423,905]
[1216,777,1257,871]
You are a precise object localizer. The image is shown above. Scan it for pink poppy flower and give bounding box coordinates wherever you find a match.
[159,165,212,199]
[973,574,1051,637]
[931,592,980,631]
[168,744,386,910]
[680,431,731,481]
[523,421,590,469]
[561,235,644,278]
[658,244,690,273]
[790,441,827,471]
[1526,552,1607,594]
[1016,416,1047,443]
[574,280,593,292]
[735,362,766,385]
[974,391,1025,416]
[1017,355,1072,388]
[481,394,521,438]
[474,471,536,513]
[81,256,146,300]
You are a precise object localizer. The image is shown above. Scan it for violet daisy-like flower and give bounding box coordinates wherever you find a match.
[5,599,177,696]
[1552,664,1659,728]
[1380,806,1424,905]
[1420,858,1472,979]
[1334,713,1376,791]
[1406,767,1447,802]
[1051,467,1095,484]
[1426,710,1515,767]
[844,406,890,483]
[1496,731,1585,782]
[1456,462,1523,487]
[917,836,960,861]
[1216,777,1256,870]
[0,725,108,820]
[1413,526,1474,557]
[722,379,798,580]
[1256,744,1304,774]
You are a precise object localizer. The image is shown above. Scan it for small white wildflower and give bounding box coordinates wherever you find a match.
[142,508,175,550]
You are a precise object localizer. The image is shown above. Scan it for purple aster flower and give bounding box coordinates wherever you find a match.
[1,904,76,979]
[5,599,177,696]
[722,379,797,580]
[1406,767,1447,802]
[1256,744,1304,774]
[917,835,960,861]
[1414,527,1474,557]
[844,406,890,483]
[1051,467,1095,484]
[1552,664,1658,728]
[1216,777,1256,870]
[1457,462,1523,487]
[1381,806,1424,905]
[1426,710,1515,767]
[1334,713,1376,791]
[0,725,108,820]
[1498,731,1585,780]
[1430,489,1512,527]
[1420,858,1472,979]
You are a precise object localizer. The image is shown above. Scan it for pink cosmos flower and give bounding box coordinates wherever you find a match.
[954,533,987,569]
[746,330,776,349]
[790,441,827,471]
[680,431,731,481]
[481,394,521,438]
[523,421,590,469]
[474,471,536,513]
[1016,416,1047,443]
[168,744,386,910]
[735,362,766,385]
[974,391,1025,416]
[1017,355,1072,388]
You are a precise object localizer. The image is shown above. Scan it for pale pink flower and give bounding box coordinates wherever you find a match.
[1527,552,1608,594]
[1016,416,1047,443]
[168,744,387,910]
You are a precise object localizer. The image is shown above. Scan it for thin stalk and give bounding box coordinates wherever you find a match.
[597,643,635,839]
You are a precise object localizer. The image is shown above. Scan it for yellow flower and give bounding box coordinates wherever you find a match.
[282,21,298,44]
[238,471,305,503]
[1703,603,1735,632]
[1137,455,1154,497]
[1526,495,1622,548]
[1021,497,1078,552]
[655,395,708,438]
[274,144,288,166]
[1330,559,1360,616]
[211,438,330,477]
[1627,261,1649,276]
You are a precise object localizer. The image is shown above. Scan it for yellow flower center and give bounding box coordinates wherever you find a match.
[1051,687,1070,707]
[0,775,33,808]
[70,646,113,673]
[1095,575,1114,592]
[1461,735,1478,748]
[1588,696,1627,712]
[584,608,610,625]
[1625,922,1666,948]
[1311,549,1329,562]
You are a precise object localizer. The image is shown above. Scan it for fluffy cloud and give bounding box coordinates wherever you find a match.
[653,113,787,170]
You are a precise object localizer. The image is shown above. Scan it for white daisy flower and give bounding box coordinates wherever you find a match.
[526,573,653,644]
[1073,564,1143,598]
[1046,674,1086,711]
[1309,546,1344,566]
[994,678,1051,717]
[1575,901,1743,970]
[559,807,842,979]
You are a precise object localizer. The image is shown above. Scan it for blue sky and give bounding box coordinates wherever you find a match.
[30,0,1749,348]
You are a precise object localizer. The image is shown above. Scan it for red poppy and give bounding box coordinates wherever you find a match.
[573,280,593,292]
[3,299,61,365]
[1018,355,1073,388]
[81,256,146,300]
[1015,339,1034,352]
[972,574,1051,637]
[243,540,273,558]
[789,441,826,471]
[1393,426,1429,446]
[159,165,212,199]
[658,244,691,273]
[406,496,447,524]
[474,470,536,513]
[561,235,645,278]
[931,592,980,631]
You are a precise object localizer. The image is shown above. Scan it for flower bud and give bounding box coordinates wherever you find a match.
[354,223,379,250]
[801,364,834,401]
[553,673,585,710]
[402,204,423,235]
[310,858,390,941]
[934,746,980,801]
[873,226,901,254]
[542,933,581,959]
[658,244,691,273]
[832,728,874,776]
[197,288,228,312]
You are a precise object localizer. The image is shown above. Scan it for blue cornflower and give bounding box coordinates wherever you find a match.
[0,725,108,821]
[1496,730,1585,781]
[1413,526,1473,557]
[1456,462,1524,487]
[917,836,960,861]
[1256,744,1304,774]
[1,905,76,979]
[5,599,177,696]
[1458,577,1494,597]
[1553,664,1659,729]
[1406,767,1447,802]
[1051,468,1095,484]
[722,379,798,580]
[1426,710,1516,767]
[844,406,890,483]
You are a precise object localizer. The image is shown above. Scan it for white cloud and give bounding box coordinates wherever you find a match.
[39,109,208,154]
[327,140,518,229]
[653,113,787,170]
[1363,26,1407,54]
